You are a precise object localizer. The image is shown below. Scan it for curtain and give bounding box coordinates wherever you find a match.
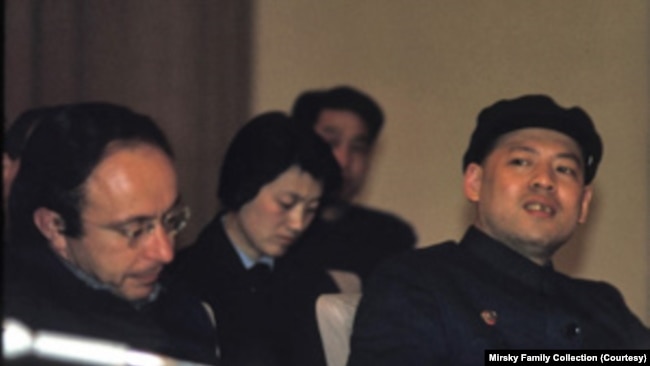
[4,0,253,244]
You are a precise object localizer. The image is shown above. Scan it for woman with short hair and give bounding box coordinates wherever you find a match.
[171,112,342,366]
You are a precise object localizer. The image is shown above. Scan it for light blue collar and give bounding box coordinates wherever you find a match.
[231,242,275,270]
[221,213,275,270]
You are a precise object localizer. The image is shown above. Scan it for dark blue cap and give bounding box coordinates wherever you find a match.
[462,95,603,184]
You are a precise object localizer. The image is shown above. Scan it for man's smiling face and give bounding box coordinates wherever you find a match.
[464,128,593,265]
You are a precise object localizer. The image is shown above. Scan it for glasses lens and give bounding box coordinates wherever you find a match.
[163,206,190,235]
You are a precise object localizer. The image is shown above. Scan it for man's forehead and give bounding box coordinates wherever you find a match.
[495,127,583,155]
[90,144,173,179]
[316,109,369,137]
[81,144,178,218]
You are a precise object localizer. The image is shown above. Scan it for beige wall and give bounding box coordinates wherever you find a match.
[251,1,649,324]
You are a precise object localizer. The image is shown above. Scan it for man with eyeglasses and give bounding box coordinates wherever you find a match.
[4,103,219,365]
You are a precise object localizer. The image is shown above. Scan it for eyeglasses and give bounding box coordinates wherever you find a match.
[85,205,191,247]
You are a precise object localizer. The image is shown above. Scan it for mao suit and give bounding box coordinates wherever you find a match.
[348,226,650,366]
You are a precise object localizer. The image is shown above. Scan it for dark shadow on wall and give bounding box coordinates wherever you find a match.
[4,0,253,245]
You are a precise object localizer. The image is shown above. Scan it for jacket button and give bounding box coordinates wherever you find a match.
[565,323,581,338]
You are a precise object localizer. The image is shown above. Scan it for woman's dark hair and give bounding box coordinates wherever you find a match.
[9,102,174,244]
[218,112,341,211]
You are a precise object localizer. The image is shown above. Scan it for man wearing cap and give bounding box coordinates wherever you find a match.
[347,95,650,366]
[288,86,417,288]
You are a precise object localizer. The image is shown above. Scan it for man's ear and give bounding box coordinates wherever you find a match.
[3,153,19,193]
[463,163,483,203]
[578,185,594,224]
[33,207,71,260]
[3,153,18,178]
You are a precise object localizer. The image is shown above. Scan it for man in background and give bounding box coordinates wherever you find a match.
[288,86,417,289]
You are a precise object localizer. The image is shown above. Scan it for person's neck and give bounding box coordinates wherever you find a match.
[58,255,161,307]
[471,224,554,267]
[222,212,261,262]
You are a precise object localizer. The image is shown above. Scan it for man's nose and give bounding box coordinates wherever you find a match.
[144,225,175,264]
[530,165,556,192]
[333,146,352,171]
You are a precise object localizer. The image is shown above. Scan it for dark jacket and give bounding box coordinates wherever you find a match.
[171,214,340,366]
[3,241,219,365]
[286,203,417,283]
[348,226,650,366]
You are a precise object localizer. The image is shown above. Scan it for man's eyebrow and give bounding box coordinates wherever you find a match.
[352,135,371,144]
[506,145,583,166]
[556,152,583,167]
[319,125,339,132]
[506,145,537,154]
[108,196,182,227]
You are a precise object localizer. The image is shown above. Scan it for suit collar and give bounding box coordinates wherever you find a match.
[460,226,557,293]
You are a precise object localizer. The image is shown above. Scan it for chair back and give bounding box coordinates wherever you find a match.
[315,293,362,366]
